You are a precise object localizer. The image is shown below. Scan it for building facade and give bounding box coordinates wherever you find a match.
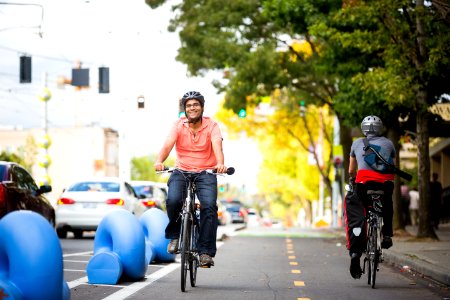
[0,126,119,205]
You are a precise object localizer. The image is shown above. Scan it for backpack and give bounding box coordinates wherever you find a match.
[362,138,395,174]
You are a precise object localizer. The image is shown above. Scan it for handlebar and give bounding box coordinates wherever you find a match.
[157,167,235,176]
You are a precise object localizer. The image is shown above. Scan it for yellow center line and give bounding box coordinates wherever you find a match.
[288,255,296,259]
[289,262,298,266]
[287,250,294,254]
[291,269,301,274]
[298,298,310,300]
[294,281,305,286]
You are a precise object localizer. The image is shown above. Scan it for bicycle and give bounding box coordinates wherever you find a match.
[157,167,235,292]
[362,187,384,289]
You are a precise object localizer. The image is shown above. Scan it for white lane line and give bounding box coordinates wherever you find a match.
[101,263,180,300]
[68,276,89,288]
[64,251,93,257]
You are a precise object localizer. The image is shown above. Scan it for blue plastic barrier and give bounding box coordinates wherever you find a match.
[0,211,70,300]
[140,208,176,263]
[86,209,147,284]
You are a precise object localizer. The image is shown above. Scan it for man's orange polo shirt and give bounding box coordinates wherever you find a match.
[169,116,223,172]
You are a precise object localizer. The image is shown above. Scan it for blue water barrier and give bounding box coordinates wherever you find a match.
[0,211,70,300]
[86,209,147,284]
[140,208,176,263]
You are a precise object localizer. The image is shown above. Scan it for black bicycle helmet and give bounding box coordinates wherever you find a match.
[361,115,384,136]
[181,91,205,108]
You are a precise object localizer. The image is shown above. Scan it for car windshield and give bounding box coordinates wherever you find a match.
[0,165,6,181]
[132,185,154,197]
[68,181,120,192]
[226,205,241,212]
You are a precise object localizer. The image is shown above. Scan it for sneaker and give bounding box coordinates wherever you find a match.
[349,253,362,279]
[381,236,393,249]
[167,239,179,254]
[199,254,214,267]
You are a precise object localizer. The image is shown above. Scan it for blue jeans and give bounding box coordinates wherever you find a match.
[165,170,218,257]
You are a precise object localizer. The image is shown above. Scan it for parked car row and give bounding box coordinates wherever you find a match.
[1,160,265,240]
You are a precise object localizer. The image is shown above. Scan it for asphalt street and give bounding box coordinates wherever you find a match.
[61,225,450,300]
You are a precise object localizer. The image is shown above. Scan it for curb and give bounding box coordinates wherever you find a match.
[383,250,450,286]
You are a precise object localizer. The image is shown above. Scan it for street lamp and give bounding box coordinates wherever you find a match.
[137,95,145,109]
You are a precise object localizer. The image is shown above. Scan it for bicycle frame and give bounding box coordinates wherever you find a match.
[178,174,200,292]
[363,191,384,289]
[157,167,234,292]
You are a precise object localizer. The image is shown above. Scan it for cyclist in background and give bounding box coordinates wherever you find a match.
[154,91,228,268]
[345,115,396,279]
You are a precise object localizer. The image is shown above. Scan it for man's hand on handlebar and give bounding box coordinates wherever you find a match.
[215,164,227,174]
[154,162,165,172]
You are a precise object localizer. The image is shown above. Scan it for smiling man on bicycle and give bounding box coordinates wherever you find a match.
[344,115,396,279]
[154,91,228,268]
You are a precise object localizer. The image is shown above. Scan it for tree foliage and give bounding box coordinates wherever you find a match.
[147,0,450,237]
[131,154,175,182]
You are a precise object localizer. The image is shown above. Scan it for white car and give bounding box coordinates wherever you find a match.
[130,180,167,211]
[55,177,146,238]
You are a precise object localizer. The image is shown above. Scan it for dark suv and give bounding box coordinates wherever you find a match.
[0,161,55,226]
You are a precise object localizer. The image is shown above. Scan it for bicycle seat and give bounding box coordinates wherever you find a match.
[367,190,384,195]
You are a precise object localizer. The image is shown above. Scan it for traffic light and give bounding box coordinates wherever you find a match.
[299,100,306,117]
[20,56,32,83]
[71,68,89,87]
[99,67,110,93]
[238,108,247,118]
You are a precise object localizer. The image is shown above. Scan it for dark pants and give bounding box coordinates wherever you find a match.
[344,181,394,255]
[165,170,218,257]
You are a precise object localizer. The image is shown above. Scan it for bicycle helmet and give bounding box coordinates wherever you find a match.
[361,115,384,136]
[181,91,205,108]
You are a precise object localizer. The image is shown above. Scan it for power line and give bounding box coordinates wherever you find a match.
[0,1,44,36]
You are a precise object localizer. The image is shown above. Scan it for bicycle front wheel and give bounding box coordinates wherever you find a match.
[189,224,199,287]
[180,215,191,292]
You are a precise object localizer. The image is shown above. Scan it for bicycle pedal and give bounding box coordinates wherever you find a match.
[200,265,211,268]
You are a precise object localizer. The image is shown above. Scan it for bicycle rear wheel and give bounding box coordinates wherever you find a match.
[369,226,378,288]
[366,225,375,286]
[180,215,191,292]
[189,224,199,287]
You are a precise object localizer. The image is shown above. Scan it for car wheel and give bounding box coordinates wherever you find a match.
[57,227,67,239]
[73,230,83,239]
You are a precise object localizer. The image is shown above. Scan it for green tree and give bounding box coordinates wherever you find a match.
[147,0,450,238]
[316,0,450,239]
[131,154,175,182]
[0,151,26,166]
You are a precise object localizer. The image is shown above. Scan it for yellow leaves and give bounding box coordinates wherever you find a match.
[290,40,313,62]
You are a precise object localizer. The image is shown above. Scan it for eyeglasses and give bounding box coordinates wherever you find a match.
[186,103,201,109]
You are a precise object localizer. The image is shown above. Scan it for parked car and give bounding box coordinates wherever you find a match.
[55,177,146,238]
[246,208,261,227]
[130,180,167,211]
[223,200,248,224]
[0,161,54,225]
[217,200,231,226]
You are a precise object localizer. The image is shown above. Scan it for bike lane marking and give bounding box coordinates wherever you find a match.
[101,262,180,300]
[286,238,310,300]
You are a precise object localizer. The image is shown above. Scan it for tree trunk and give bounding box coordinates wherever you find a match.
[387,129,406,231]
[414,0,438,240]
[337,116,353,183]
[416,93,438,239]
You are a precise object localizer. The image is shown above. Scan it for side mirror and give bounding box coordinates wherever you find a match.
[38,185,52,194]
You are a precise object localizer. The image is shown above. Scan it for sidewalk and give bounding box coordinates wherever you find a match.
[384,222,450,286]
